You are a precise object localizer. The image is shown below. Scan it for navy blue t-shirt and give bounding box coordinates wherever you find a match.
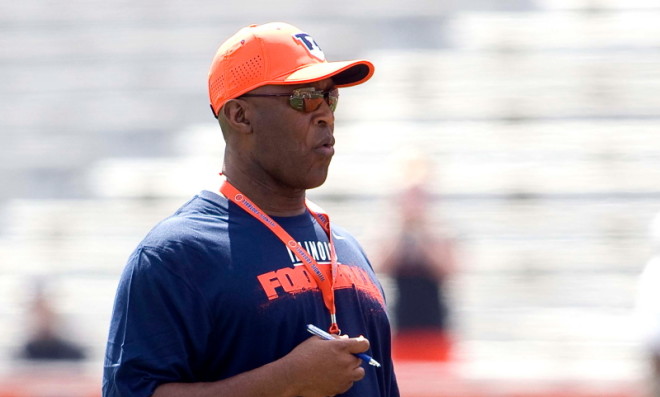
[103,190,399,397]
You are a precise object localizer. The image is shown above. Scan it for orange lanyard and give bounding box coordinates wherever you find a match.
[220,180,341,334]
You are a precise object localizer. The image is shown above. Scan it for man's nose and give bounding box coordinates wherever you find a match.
[314,99,335,127]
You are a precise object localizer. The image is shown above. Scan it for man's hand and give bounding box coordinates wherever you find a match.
[282,334,370,397]
[152,334,371,397]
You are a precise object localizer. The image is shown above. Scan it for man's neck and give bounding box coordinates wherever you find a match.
[221,170,307,217]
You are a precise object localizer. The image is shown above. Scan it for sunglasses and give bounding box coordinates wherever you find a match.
[241,87,339,113]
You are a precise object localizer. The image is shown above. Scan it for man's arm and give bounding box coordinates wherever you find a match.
[153,335,369,397]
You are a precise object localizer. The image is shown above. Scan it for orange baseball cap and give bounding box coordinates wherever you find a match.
[208,22,375,116]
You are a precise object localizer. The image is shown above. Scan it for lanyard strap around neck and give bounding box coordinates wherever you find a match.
[220,180,340,334]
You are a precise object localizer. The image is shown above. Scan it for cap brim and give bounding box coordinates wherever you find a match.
[278,60,374,87]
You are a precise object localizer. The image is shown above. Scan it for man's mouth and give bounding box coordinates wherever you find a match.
[315,142,335,157]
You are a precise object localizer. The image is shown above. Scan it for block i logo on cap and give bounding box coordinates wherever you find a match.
[293,33,326,61]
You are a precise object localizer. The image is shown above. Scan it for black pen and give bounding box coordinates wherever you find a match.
[306,324,381,367]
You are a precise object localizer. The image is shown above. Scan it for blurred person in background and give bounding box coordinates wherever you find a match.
[19,280,85,361]
[636,212,660,397]
[103,22,399,397]
[377,148,456,362]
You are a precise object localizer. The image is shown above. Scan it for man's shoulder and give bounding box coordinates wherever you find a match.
[138,191,230,252]
[329,223,361,246]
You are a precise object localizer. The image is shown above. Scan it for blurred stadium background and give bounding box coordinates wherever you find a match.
[2,0,660,396]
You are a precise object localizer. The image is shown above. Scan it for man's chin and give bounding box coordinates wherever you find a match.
[304,171,330,190]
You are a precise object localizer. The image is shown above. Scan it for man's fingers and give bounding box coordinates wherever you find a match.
[344,335,370,354]
[353,366,366,381]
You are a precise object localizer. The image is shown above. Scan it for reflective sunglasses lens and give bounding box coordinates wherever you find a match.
[289,95,304,111]
[327,90,338,112]
[289,88,339,113]
[303,97,325,112]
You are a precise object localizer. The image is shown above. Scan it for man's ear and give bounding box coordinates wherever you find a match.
[220,99,252,134]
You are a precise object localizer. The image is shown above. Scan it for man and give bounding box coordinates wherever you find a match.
[103,22,399,397]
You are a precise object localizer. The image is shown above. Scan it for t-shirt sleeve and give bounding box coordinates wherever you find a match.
[103,245,212,397]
